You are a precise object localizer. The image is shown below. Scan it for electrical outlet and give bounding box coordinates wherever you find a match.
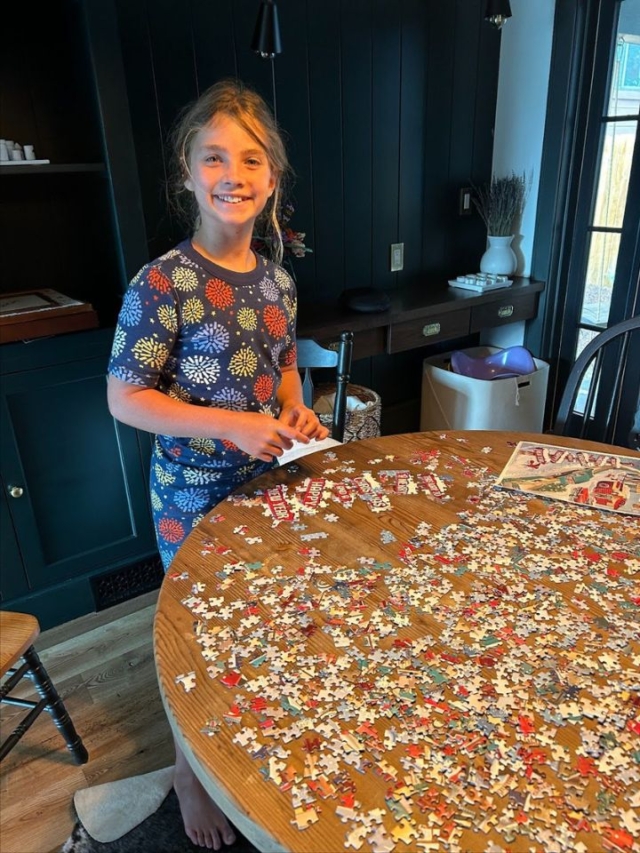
[459,187,472,216]
[390,242,404,272]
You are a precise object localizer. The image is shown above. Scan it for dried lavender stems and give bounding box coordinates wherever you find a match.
[473,172,529,236]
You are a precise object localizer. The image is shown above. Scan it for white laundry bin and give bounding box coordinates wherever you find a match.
[420,346,549,432]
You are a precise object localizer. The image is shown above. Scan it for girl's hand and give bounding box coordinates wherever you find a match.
[278,403,330,441]
[226,412,310,462]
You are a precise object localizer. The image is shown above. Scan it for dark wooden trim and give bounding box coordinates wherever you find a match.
[527,0,624,414]
[528,0,595,360]
[82,0,149,286]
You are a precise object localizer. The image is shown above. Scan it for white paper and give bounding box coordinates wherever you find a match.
[276,436,342,466]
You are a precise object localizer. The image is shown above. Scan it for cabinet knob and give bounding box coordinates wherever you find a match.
[9,485,24,499]
[422,322,441,337]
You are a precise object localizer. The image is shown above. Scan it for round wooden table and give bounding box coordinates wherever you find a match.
[154,431,640,853]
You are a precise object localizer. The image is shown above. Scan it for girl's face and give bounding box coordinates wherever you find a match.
[185,114,276,238]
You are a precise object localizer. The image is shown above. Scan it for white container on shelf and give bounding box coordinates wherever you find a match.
[420,346,549,432]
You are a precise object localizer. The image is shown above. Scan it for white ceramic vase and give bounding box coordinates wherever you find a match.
[479,235,517,275]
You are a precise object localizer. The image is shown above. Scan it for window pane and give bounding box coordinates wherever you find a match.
[608,0,640,118]
[580,231,620,326]
[593,119,637,227]
[573,329,600,415]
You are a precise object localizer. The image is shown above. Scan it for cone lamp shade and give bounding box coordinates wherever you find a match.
[251,1,282,59]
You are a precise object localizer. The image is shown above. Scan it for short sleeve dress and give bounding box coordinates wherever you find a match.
[108,240,297,568]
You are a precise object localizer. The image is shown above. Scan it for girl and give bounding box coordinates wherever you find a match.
[107,79,327,849]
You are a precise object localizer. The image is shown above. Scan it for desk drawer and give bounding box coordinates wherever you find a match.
[470,293,538,331]
[353,327,386,360]
[387,310,471,354]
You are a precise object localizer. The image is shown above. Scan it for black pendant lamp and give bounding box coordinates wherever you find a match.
[484,0,512,29]
[251,0,282,59]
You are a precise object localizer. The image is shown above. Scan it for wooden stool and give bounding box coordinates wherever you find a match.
[0,610,88,764]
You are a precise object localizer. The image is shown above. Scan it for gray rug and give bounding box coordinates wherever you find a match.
[61,790,260,853]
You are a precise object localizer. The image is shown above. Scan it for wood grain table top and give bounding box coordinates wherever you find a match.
[154,431,640,853]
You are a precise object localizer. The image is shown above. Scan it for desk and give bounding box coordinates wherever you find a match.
[154,431,639,853]
[297,278,545,360]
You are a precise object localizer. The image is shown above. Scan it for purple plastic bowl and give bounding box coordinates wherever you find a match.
[450,346,536,380]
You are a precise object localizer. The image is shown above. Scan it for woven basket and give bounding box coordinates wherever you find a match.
[313,383,382,443]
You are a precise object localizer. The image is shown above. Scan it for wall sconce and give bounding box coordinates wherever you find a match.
[251,0,282,59]
[484,0,512,29]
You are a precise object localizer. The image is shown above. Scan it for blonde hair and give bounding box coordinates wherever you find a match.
[168,79,290,264]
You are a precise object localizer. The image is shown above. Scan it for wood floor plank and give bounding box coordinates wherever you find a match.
[36,605,159,684]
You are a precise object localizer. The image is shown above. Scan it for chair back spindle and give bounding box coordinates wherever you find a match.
[296,331,354,442]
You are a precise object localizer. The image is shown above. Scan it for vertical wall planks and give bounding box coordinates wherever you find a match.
[371,0,402,291]
[143,0,199,260]
[422,1,456,276]
[115,0,175,260]
[306,0,345,304]
[340,0,374,293]
[276,2,317,294]
[472,9,501,185]
[191,0,238,92]
[468,14,500,276]
[84,0,150,288]
[232,0,279,116]
[398,0,429,285]
[144,0,198,144]
[446,0,484,274]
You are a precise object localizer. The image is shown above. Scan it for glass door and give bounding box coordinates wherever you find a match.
[557,0,640,442]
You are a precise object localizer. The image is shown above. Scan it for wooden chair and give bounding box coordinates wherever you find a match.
[0,610,88,764]
[297,330,354,442]
[553,315,640,448]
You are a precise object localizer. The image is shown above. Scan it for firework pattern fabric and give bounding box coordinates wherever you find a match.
[108,241,296,567]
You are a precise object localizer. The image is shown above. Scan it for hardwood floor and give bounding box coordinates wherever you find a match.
[0,591,174,853]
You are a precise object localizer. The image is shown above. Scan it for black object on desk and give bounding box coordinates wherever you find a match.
[343,288,391,313]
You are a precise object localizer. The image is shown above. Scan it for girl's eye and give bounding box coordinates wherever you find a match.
[205,154,221,163]
[246,158,262,167]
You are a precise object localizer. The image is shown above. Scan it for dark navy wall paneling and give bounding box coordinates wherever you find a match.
[371,1,402,291]
[470,4,502,215]
[276,2,317,289]
[398,0,429,283]
[341,1,374,292]
[422,0,456,275]
[307,0,345,303]
[191,0,238,90]
[114,0,170,261]
[448,0,484,272]
[114,0,500,305]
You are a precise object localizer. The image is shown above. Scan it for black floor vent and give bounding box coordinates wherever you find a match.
[91,554,164,611]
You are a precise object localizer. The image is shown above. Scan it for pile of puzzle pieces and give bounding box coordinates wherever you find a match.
[171,436,640,852]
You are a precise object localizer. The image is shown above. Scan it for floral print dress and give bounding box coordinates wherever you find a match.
[108,240,297,568]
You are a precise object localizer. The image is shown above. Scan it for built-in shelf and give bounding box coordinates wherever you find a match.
[0,163,106,176]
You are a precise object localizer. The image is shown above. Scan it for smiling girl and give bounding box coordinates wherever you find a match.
[107,79,327,849]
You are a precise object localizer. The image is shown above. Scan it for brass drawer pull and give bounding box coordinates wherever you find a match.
[498,305,514,319]
[422,322,441,337]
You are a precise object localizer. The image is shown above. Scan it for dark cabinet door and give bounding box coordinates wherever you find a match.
[0,484,27,601]
[0,355,156,595]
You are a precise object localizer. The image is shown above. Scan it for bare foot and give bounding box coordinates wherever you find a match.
[173,755,236,849]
